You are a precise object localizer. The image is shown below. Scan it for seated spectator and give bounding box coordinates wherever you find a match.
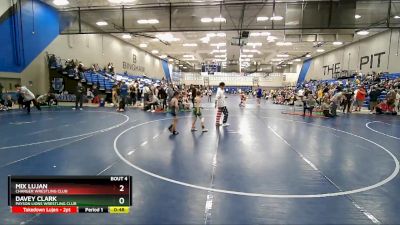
[376,100,397,115]
[91,85,100,104]
[303,95,316,116]
[321,98,333,117]
[182,93,191,110]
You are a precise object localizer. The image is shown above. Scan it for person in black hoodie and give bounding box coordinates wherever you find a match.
[369,86,382,113]
[158,85,167,110]
[73,82,85,110]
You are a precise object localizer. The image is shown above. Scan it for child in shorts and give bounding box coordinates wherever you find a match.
[168,91,180,135]
[191,91,208,132]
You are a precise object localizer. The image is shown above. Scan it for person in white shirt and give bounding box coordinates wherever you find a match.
[215,82,229,127]
[15,84,41,114]
[207,89,212,102]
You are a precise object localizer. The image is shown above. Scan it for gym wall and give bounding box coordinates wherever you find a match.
[0,0,165,95]
[302,29,400,81]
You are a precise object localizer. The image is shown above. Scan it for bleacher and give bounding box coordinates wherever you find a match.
[298,73,400,109]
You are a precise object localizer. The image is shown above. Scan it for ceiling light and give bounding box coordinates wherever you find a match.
[257,16,269,22]
[200,37,210,43]
[287,62,293,65]
[294,59,302,62]
[96,21,108,26]
[183,43,198,47]
[160,55,167,58]
[183,55,194,58]
[215,54,226,58]
[137,20,147,24]
[108,0,135,3]
[271,59,284,62]
[183,67,187,69]
[247,42,262,47]
[179,64,183,67]
[207,33,216,37]
[155,33,180,42]
[355,14,361,19]
[241,55,254,58]
[333,41,343,46]
[148,19,159,24]
[211,49,226,54]
[213,17,226,23]
[267,36,278,42]
[270,16,283,21]
[122,34,131,39]
[53,0,69,5]
[276,42,292,46]
[316,49,325,53]
[394,16,400,19]
[250,32,270,37]
[201,18,213,23]
[216,33,226,37]
[210,43,226,47]
[306,54,312,58]
[168,59,174,62]
[139,43,148,48]
[357,30,369,35]
[137,19,159,24]
[276,54,289,58]
[151,50,159,54]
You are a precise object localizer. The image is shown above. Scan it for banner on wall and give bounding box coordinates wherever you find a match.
[304,30,400,81]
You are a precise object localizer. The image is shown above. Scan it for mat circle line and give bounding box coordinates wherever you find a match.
[366,121,400,140]
[113,116,399,198]
[0,110,130,150]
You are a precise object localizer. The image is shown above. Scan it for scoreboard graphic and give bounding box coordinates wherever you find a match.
[8,176,132,214]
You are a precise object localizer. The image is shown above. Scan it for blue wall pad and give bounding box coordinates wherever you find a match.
[297,59,312,85]
[162,60,171,82]
[0,0,59,73]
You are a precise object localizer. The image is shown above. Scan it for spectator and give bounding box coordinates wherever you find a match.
[303,95,316,116]
[0,82,3,101]
[118,81,128,112]
[354,85,367,112]
[15,84,41,114]
[368,86,382,113]
[342,88,354,114]
[92,85,100,104]
[158,85,167,110]
[73,82,85,110]
[129,83,137,106]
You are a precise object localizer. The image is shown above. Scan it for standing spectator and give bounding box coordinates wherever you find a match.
[158,85,167,110]
[215,82,229,127]
[342,88,354,114]
[166,83,175,107]
[395,89,400,113]
[129,83,137,106]
[256,86,262,105]
[92,85,100,104]
[354,85,367,112]
[15,84,41,114]
[330,87,344,117]
[0,82,3,101]
[118,81,128,112]
[207,89,212,102]
[368,86,381,113]
[143,84,151,103]
[191,85,197,107]
[73,82,85,110]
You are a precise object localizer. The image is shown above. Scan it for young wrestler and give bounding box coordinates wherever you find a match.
[191,91,208,132]
[168,91,180,135]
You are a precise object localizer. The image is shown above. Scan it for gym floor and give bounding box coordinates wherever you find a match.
[1,97,400,225]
